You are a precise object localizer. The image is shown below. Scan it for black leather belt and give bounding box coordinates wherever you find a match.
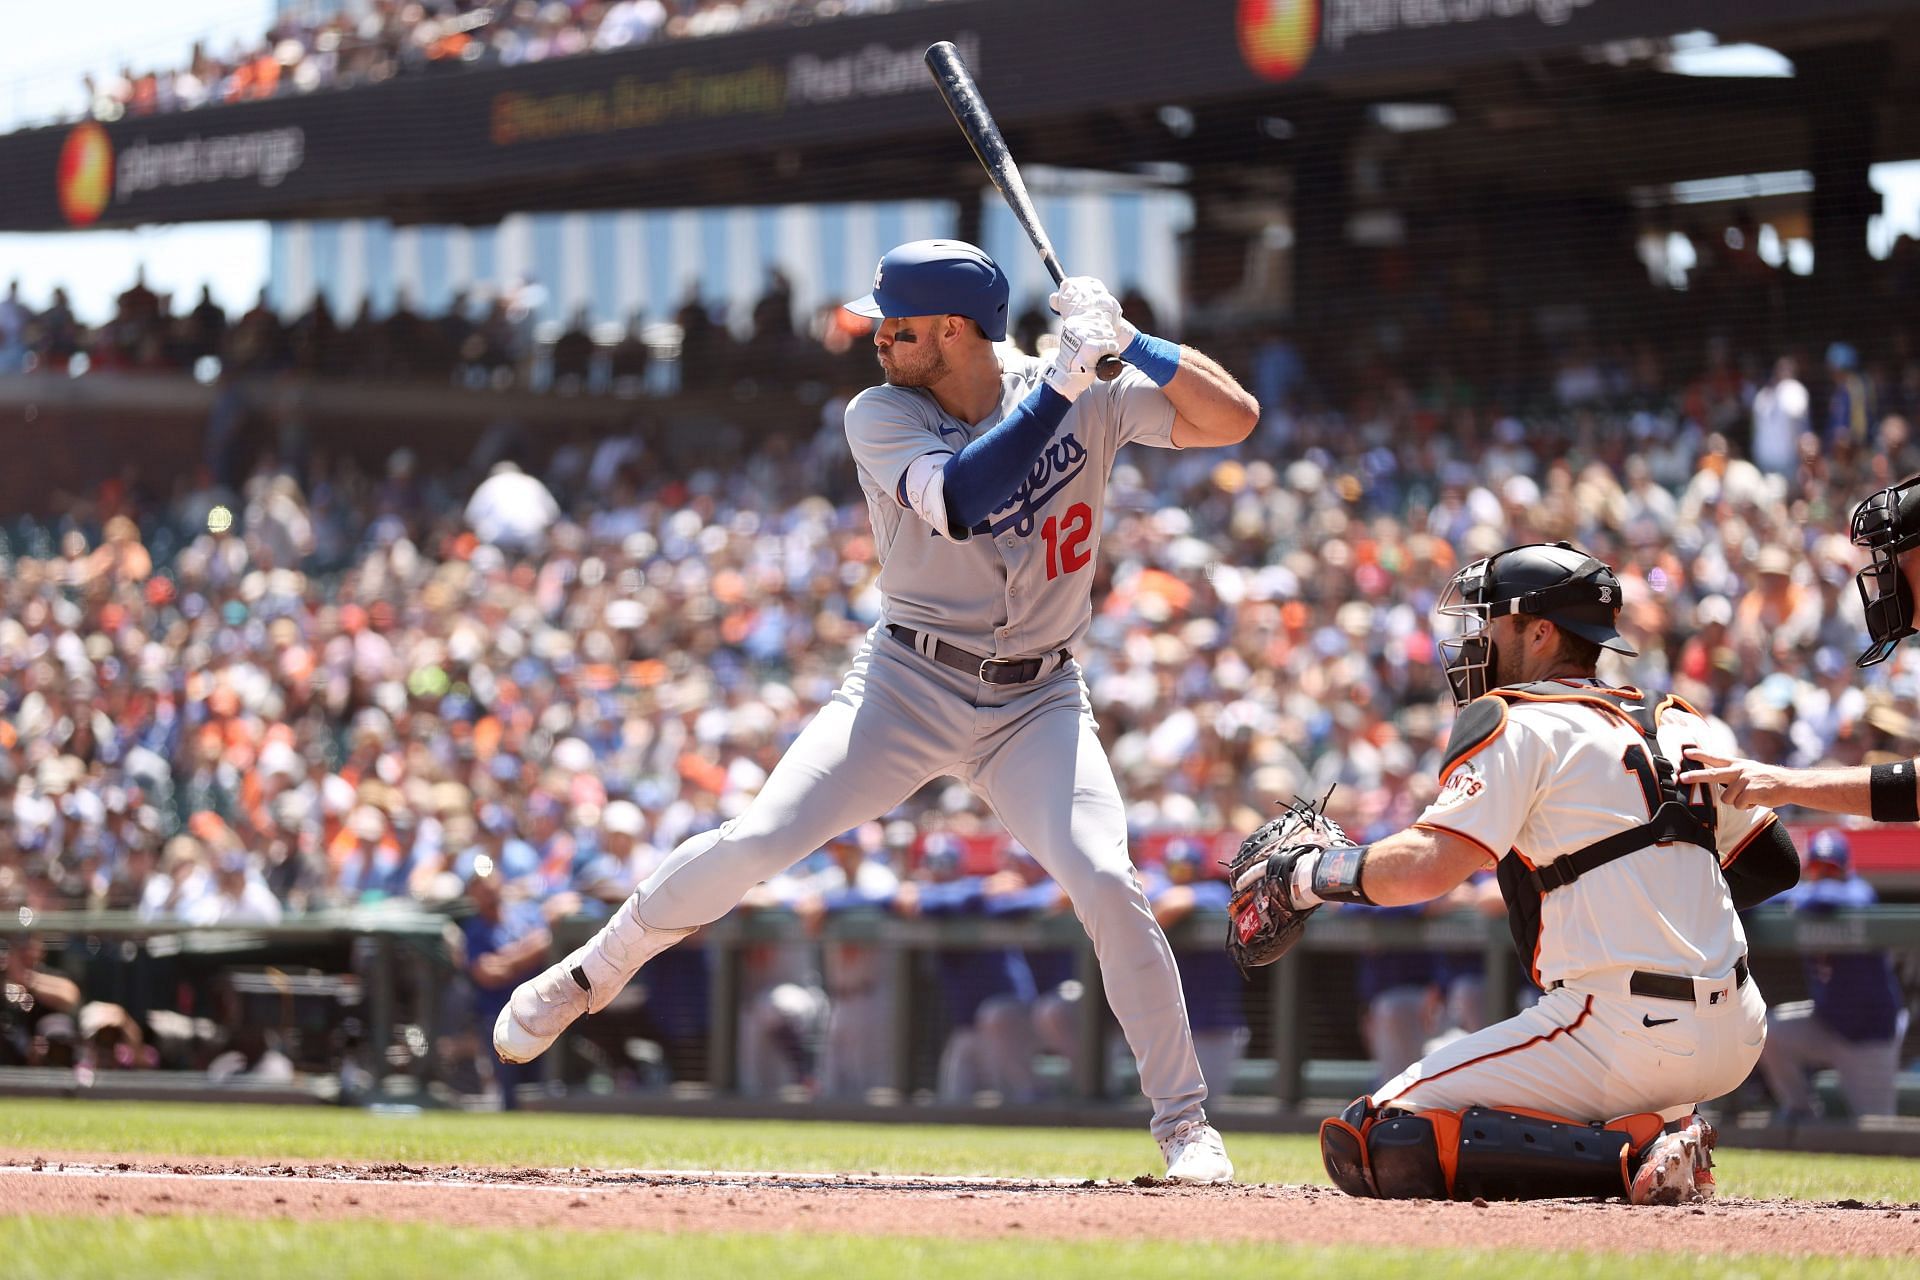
[1552,956,1749,1003]
[886,624,1066,686]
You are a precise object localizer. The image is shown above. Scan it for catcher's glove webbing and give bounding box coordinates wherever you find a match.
[1224,792,1361,972]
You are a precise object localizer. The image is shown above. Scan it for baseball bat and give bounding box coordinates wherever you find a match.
[923,40,1123,381]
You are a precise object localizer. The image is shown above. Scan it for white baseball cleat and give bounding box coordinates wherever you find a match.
[494,954,592,1064]
[1629,1115,1716,1206]
[493,897,694,1065]
[1159,1120,1234,1184]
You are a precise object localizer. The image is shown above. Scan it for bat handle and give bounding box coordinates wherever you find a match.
[1095,355,1124,382]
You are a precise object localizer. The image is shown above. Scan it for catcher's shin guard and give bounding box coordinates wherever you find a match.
[1321,1097,1665,1201]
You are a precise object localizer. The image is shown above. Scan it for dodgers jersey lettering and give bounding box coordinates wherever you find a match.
[1413,680,1775,989]
[843,354,1178,659]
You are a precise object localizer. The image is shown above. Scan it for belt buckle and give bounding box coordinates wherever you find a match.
[979,656,1022,685]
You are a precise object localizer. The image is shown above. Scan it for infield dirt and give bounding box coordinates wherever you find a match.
[2,1150,1917,1258]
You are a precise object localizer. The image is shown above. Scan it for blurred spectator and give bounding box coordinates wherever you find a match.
[794,824,901,1099]
[458,858,553,1109]
[908,840,1075,1105]
[733,869,828,1096]
[1756,830,1909,1123]
[1751,358,1809,478]
[1,934,81,1065]
[464,460,560,552]
[75,1,915,123]
[1353,903,1441,1091]
[185,850,284,925]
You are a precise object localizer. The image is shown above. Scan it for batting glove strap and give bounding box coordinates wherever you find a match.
[1121,331,1181,387]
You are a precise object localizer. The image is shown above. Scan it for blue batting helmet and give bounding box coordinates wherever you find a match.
[844,240,1010,341]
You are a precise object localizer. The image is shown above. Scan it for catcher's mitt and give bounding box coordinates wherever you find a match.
[1225,792,1354,972]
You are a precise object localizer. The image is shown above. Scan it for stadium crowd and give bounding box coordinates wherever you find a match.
[0,271,867,395]
[80,0,938,121]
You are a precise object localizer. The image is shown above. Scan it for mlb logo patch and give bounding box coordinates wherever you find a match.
[1709,987,1728,1006]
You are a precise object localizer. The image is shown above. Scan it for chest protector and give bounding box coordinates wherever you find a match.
[1448,683,1718,978]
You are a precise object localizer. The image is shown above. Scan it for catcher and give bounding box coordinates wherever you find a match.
[1228,543,1802,1204]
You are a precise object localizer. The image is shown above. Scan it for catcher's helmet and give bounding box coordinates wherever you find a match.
[1850,475,1920,667]
[1435,542,1635,705]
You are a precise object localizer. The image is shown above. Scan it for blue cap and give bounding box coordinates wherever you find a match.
[1164,838,1207,869]
[921,832,963,874]
[844,240,1009,341]
[1808,829,1851,869]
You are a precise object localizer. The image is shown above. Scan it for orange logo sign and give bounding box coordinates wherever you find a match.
[58,122,114,227]
[1237,0,1319,82]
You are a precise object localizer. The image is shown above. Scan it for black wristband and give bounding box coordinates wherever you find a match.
[1870,760,1920,823]
[1311,844,1374,905]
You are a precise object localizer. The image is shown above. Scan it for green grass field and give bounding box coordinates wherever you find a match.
[8,1219,1918,1280]
[3,1100,1916,1279]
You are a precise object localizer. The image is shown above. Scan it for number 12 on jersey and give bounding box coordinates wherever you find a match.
[1041,503,1093,580]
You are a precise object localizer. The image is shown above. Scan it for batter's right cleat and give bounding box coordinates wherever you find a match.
[1160,1120,1234,1184]
[1630,1115,1716,1206]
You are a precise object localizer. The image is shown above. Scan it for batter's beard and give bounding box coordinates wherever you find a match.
[881,345,949,388]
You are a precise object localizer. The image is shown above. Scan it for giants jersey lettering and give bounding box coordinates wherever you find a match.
[1413,681,1775,989]
[843,354,1178,658]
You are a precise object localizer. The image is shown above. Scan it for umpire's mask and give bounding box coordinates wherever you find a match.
[1435,542,1637,706]
[1851,476,1920,667]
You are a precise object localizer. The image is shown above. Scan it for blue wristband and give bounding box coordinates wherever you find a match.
[1122,332,1181,387]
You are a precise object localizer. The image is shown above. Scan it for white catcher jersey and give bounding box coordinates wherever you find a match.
[843,354,1178,659]
[1412,679,1778,990]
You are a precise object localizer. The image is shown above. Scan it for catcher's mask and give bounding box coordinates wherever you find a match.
[1436,542,1637,705]
[1851,476,1920,667]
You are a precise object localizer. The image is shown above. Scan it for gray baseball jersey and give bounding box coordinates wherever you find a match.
[844,354,1179,658]
[625,351,1213,1142]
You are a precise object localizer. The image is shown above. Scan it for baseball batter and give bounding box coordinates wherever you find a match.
[1227,543,1803,1203]
[495,240,1257,1181]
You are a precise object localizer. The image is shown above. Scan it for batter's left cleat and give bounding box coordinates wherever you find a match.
[1630,1115,1716,1206]
[493,952,591,1064]
[1160,1120,1234,1184]
[493,895,694,1064]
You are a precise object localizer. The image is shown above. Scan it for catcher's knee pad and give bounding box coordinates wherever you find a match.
[1322,1097,1665,1201]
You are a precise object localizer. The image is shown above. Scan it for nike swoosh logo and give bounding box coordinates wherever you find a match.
[1642,1014,1679,1027]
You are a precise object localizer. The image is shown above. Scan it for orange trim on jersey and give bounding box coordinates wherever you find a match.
[1411,821,1501,869]
[1720,811,1780,870]
[1653,693,1704,723]
[1426,1107,1463,1198]
[1393,996,1595,1106]
[1437,698,1510,782]
[1496,687,1644,733]
[1544,679,1644,698]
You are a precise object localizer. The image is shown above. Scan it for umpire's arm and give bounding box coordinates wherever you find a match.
[1681,753,1920,823]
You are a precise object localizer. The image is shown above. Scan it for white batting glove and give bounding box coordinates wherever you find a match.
[1041,312,1120,402]
[1047,275,1138,349]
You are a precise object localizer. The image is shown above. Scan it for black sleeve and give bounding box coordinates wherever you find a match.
[1722,819,1800,911]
